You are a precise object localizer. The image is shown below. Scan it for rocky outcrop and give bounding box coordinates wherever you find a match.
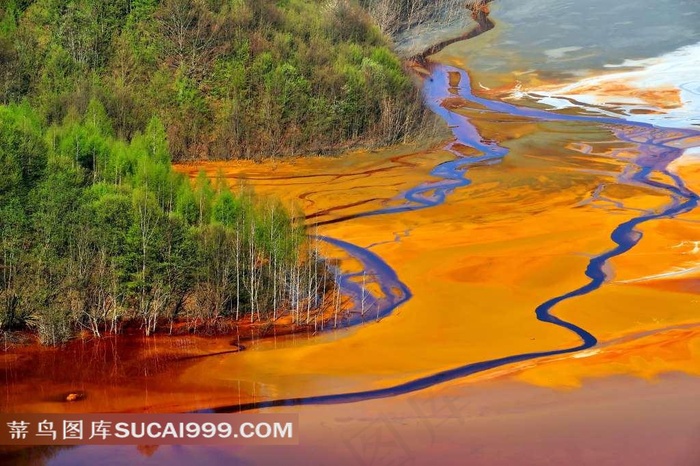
[361,0,487,57]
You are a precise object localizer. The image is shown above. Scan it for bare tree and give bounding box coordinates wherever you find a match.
[156,0,230,81]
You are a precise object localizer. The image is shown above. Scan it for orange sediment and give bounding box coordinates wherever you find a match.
[4,66,700,416]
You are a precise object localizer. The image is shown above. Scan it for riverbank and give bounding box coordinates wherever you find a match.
[1,287,353,350]
[361,0,490,58]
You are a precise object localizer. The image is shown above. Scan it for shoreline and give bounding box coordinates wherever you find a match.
[411,0,495,65]
[0,288,358,351]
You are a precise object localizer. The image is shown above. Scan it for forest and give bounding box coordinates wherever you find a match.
[0,101,333,345]
[0,0,432,160]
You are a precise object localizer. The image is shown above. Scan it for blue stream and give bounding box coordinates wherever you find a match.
[314,235,413,327]
[207,63,700,413]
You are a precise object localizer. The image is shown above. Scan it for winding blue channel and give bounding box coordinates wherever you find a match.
[314,71,509,226]
[205,61,700,413]
[314,235,412,327]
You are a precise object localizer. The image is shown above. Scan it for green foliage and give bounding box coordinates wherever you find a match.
[1,0,426,159]
[0,103,330,344]
[0,103,47,200]
[211,186,241,227]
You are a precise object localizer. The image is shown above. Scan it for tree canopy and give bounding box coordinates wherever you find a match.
[0,103,332,345]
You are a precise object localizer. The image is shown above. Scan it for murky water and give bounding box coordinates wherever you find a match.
[447,0,699,76]
[3,0,700,464]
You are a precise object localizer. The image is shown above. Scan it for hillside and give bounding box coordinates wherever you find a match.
[0,0,432,160]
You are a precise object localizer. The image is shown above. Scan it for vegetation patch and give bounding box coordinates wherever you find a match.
[0,0,433,160]
[0,102,333,345]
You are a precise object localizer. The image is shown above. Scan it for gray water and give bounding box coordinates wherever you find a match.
[442,0,700,75]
